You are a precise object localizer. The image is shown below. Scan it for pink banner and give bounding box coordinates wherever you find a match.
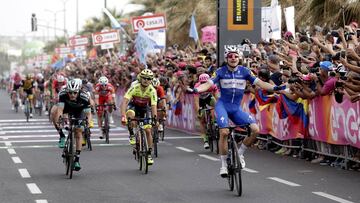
[166,94,197,132]
[309,96,360,148]
[201,26,216,43]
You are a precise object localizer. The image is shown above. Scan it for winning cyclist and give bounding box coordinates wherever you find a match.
[54,79,93,171]
[194,73,219,149]
[120,69,158,165]
[94,76,116,139]
[193,46,283,177]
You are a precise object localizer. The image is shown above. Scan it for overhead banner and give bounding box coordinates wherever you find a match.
[218,0,262,64]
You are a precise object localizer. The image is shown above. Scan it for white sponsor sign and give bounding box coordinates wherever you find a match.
[146,29,166,51]
[284,6,295,38]
[101,43,114,50]
[131,14,166,33]
[68,36,89,47]
[92,30,120,46]
[55,47,71,54]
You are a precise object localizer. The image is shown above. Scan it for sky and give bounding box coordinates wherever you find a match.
[0,0,142,38]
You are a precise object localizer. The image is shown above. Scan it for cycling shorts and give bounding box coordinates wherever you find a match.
[215,99,255,128]
[199,95,216,109]
[97,95,113,115]
[126,103,151,126]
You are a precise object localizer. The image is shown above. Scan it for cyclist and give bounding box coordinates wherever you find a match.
[152,77,167,132]
[20,73,35,118]
[50,74,67,124]
[194,73,219,149]
[34,73,45,110]
[10,72,22,110]
[94,76,116,139]
[193,46,283,177]
[54,79,93,171]
[120,69,158,165]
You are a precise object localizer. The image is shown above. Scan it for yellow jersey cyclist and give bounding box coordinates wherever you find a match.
[120,69,158,165]
[20,73,35,118]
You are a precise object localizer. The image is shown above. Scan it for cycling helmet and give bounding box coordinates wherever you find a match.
[224,45,242,58]
[139,69,154,79]
[67,79,81,92]
[26,73,33,79]
[198,73,210,83]
[36,73,44,80]
[152,78,160,87]
[98,76,108,85]
[57,75,65,83]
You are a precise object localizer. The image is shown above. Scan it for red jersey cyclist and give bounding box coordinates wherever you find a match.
[94,76,116,139]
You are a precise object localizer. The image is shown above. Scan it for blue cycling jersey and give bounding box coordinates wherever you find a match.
[211,65,258,105]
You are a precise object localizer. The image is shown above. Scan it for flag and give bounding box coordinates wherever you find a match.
[255,90,278,111]
[189,14,199,42]
[276,94,309,134]
[135,27,157,65]
[51,54,60,64]
[51,59,65,70]
[88,48,97,60]
[102,8,121,29]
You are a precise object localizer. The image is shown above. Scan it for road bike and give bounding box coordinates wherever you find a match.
[128,117,153,174]
[60,116,88,179]
[226,125,250,196]
[34,93,44,116]
[201,107,219,154]
[96,103,115,144]
[23,97,31,122]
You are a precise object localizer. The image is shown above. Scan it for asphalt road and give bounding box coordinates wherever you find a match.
[0,90,359,203]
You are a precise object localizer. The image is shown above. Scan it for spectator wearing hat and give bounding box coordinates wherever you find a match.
[314,61,338,95]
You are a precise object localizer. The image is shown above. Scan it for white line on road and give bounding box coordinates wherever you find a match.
[0,127,126,134]
[0,119,49,123]
[198,154,220,161]
[12,156,22,164]
[1,132,128,139]
[26,183,42,194]
[35,200,48,203]
[267,177,301,187]
[312,192,354,203]
[7,148,16,154]
[176,147,194,152]
[4,141,11,146]
[18,168,31,178]
[243,168,259,173]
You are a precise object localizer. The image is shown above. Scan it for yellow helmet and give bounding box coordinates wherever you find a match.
[139,69,154,79]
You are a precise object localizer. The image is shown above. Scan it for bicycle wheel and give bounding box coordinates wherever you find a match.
[38,99,42,116]
[14,99,19,113]
[139,131,143,171]
[85,128,92,151]
[207,120,214,152]
[153,127,158,158]
[63,138,70,175]
[103,111,110,144]
[160,120,165,141]
[24,100,30,122]
[141,131,149,174]
[227,141,234,191]
[68,132,75,179]
[233,140,243,196]
[215,126,220,154]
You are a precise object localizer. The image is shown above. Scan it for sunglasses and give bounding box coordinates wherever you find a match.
[227,53,239,59]
[68,91,79,95]
[142,77,152,81]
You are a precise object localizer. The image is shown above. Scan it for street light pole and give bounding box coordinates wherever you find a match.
[104,0,107,8]
[44,9,64,39]
[76,0,79,34]
[61,0,69,38]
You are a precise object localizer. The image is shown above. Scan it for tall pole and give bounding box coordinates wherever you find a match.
[104,0,107,8]
[76,0,79,33]
[54,13,57,38]
[63,0,66,37]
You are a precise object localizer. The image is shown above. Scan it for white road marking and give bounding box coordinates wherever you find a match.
[35,200,48,203]
[18,168,31,178]
[176,147,194,152]
[243,168,259,173]
[12,156,22,164]
[26,183,42,194]
[267,177,301,187]
[1,125,118,129]
[312,192,354,203]
[198,154,220,161]
[7,148,16,154]
[4,141,12,146]
[0,127,125,134]
[0,119,49,122]
[0,136,200,143]
[1,132,128,139]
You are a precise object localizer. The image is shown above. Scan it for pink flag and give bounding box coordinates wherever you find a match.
[201,26,216,43]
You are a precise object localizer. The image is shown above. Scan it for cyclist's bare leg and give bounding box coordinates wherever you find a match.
[145,128,153,149]
[241,123,259,147]
[75,128,83,151]
[219,128,230,155]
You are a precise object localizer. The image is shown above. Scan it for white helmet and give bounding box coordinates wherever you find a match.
[98,76,108,85]
[36,73,44,80]
[224,45,242,59]
[67,79,81,92]
[152,78,160,87]
[57,75,65,83]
